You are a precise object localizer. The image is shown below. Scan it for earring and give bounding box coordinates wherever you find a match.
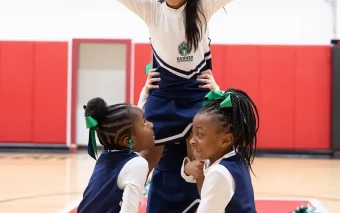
[128,139,134,154]
[221,145,224,148]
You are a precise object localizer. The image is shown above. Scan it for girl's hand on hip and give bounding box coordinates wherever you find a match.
[196,69,219,91]
[143,69,161,94]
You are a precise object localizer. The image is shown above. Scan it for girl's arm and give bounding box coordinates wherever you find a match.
[137,89,149,111]
[202,0,234,20]
[116,0,160,26]
[196,165,235,213]
[137,69,160,111]
[180,157,205,195]
[180,157,196,183]
[196,178,204,196]
[117,157,149,213]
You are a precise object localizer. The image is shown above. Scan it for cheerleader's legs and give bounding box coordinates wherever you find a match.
[146,143,200,213]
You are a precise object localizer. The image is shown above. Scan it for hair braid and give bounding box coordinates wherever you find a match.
[198,88,259,172]
[84,98,134,150]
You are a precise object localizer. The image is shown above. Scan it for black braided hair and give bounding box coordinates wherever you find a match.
[84,97,133,150]
[198,88,259,171]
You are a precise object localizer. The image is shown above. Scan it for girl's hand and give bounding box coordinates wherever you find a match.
[143,69,161,94]
[184,160,205,179]
[197,69,219,91]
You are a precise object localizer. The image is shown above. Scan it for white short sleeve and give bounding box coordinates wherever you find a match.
[180,157,196,183]
[202,0,234,20]
[196,164,235,213]
[117,0,160,26]
[117,156,149,213]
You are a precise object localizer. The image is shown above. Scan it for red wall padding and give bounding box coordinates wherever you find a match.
[133,44,331,150]
[0,42,34,142]
[0,41,68,144]
[33,42,68,143]
[260,46,297,149]
[294,46,331,149]
[0,41,330,150]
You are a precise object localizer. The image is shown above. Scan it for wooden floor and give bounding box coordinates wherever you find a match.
[0,153,339,213]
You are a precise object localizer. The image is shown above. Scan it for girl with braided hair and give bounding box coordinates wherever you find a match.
[78,97,155,213]
[182,88,259,212]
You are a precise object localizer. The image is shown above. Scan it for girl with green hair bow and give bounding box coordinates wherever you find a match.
[78,97,155,213]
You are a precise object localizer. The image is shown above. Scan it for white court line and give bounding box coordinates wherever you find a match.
[309,198,329,213]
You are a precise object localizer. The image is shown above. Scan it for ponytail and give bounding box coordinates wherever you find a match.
[185,0,207,51]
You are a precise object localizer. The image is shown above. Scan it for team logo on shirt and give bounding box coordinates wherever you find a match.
[177,41,193,63]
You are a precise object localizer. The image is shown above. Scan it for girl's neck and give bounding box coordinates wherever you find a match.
[208,156,221,166]
[105,146,126,152]
[209,148,234,165]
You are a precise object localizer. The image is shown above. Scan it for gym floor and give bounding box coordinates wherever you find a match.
[1,152,339,213]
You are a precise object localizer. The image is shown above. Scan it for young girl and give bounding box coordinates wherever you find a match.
[77,97,155,213]
[182,88,259,212]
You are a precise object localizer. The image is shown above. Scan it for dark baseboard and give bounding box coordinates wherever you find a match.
[0,143,69,153]
[255,149,333,159]
[76,147,335,159]
[332,151,340,159]
[77,145,104,152]
[77,145,89,150]
[0,143,336,158]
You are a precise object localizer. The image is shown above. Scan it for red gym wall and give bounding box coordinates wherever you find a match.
[0,41,68,144]
[135,44,331,150]
[0,41,331,150]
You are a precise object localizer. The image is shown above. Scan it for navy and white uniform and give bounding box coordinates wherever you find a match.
[77,150,149,213]
[118,0,233,212]
[181,150,256,212]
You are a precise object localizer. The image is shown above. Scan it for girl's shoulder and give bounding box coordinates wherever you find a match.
[125,155,149,170]
[205,164,235,188]
[205,163,233,181]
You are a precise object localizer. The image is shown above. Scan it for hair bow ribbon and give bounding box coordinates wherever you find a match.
[203,90,232,108]
[86,116,98,160]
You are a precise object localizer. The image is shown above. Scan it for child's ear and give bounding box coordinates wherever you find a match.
[222,133,233,147]
[121,136,130,148]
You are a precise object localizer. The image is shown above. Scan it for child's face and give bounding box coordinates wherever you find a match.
[130,107,155,152]
[190,113,232,163]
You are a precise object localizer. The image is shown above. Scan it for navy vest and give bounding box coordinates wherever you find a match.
[219,154,256,213]
[77,150,138,213]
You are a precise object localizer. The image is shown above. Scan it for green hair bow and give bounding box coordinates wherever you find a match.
[203,90,232,108]
[86,116,98,160]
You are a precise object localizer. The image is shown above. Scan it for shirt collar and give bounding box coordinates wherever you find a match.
[203,150,236,175]
[163,1,187,13]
